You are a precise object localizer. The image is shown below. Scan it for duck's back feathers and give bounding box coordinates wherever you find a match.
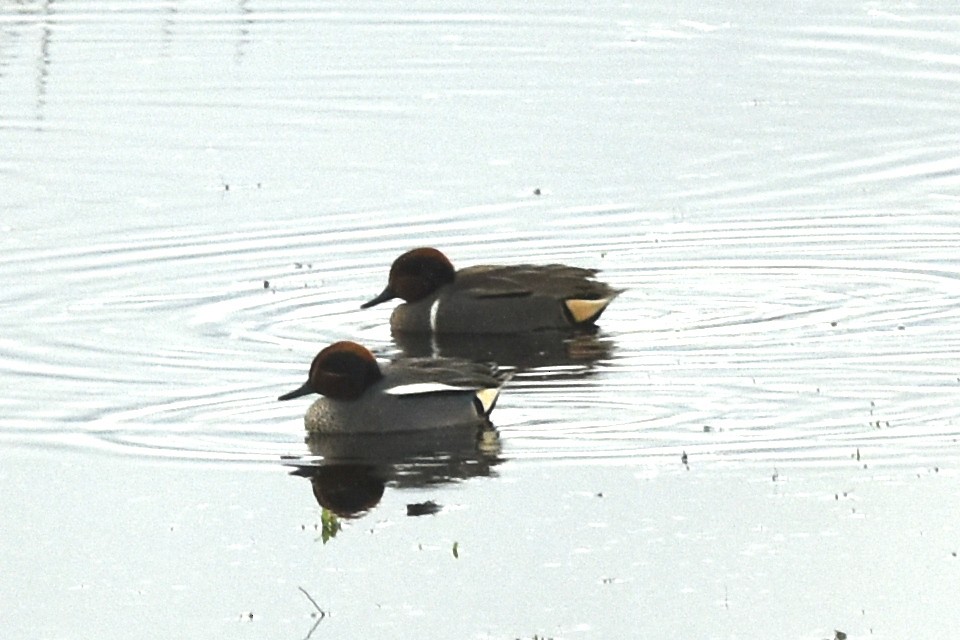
[457,264,615,300]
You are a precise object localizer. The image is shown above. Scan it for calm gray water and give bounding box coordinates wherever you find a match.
[3,1,960,638]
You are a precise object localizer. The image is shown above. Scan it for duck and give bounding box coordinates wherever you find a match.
[278,341,510,433]
[360,247,622,333]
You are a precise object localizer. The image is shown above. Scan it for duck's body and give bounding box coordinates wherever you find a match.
[361,248,622,334]
[279,341,508,434]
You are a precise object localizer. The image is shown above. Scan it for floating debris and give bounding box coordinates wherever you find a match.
[407,501,441,517]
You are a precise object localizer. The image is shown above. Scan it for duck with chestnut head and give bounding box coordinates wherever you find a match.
[361,247,622,334]
[279,341,510,433]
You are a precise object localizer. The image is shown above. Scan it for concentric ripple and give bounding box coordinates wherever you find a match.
[2,2,960,469]
[2,201,958,468]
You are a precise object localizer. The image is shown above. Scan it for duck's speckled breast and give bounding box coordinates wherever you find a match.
[303,392,488,434]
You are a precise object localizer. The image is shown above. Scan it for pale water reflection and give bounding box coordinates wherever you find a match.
[3,0,960,638]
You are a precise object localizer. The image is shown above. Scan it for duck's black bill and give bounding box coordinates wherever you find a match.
[278,382,312,401]
[360,286,395,309]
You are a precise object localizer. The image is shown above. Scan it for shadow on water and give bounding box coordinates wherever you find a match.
[286,421,503,517]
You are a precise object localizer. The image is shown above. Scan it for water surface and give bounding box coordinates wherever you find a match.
[2,1,960,638]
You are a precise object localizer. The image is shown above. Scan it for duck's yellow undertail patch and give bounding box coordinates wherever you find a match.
[474,387,501,415]
[564,297,614,323]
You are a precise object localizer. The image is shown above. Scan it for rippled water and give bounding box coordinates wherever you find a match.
[3,1,960,638]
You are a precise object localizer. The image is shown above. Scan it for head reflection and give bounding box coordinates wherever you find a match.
[289,422,502,518]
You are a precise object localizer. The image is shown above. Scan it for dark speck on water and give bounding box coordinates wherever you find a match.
[407,501,442,516]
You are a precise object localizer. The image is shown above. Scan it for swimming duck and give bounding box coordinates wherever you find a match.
[278,341,509,433]
[361,247,622,333]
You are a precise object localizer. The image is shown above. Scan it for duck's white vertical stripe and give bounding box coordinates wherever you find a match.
[429,298,441,332]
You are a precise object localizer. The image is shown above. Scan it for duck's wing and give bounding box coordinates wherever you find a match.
[383,357,509,396]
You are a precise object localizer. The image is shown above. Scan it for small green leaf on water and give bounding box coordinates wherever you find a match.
[452,541,459,559]
[320,508,342,544]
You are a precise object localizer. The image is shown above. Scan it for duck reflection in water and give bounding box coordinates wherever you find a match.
[289,421,502,518]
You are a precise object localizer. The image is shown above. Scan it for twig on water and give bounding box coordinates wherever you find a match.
[298,586,327,619]
[298,586,327,640]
